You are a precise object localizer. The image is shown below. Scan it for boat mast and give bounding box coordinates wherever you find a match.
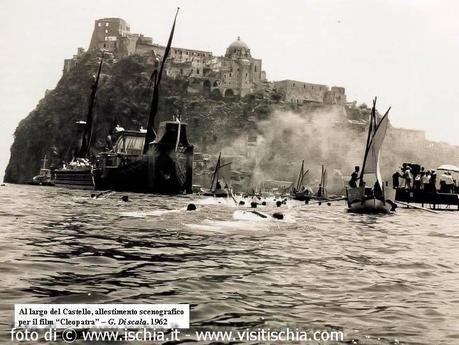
[143,8,180,154]
[210,152,222,191]
[41,155,48,169]
[319,164,327,195]
[77,52,105,158]
[359,97,377,186]
[300,169,309,187]
[296,160,304,189]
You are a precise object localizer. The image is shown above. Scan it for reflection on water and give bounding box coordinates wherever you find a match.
[0,184,458,344]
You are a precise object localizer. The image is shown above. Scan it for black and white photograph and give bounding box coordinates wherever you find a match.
[1,0,458,344]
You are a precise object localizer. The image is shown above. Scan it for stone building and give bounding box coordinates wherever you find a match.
[272,80,346,105]
[63,48,85,74]
[388,127,426,143]
[85,18,265,97]
[88,18,133,55]
[210,37,264,97]
[66,17,345,100]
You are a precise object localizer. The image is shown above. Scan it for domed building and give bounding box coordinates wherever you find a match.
[225,37,251,58]
[208,37,264,97]
[86,19,266,97]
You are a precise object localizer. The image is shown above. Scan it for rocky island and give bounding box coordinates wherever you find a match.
[5,17,458,187]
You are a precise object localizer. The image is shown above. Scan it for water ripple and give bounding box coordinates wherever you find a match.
[0,185,458,344]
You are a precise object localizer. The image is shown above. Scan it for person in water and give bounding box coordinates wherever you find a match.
[349,166,359,188]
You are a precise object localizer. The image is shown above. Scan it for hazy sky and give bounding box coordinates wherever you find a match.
[1,0,458,180]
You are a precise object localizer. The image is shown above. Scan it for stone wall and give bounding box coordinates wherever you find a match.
[273,80,330,104]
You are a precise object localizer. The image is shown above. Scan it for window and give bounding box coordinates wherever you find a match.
[105,29,108,33]
[98,22,102,27]
[254,66,257,72]
[105,22,109,27]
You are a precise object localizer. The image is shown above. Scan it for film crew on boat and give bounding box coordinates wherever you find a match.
[403,167,412,189]
[422,170,431,191]
[439,171,455,193]
[394,163,459,209]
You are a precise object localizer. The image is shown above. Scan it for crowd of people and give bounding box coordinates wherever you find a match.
[392,163,458,194]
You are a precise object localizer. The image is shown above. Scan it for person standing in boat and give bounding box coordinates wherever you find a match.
[349,166,359,188]
[422,171,431,191]
[430,170,437,193]
[414,172,422,190]
[392,169,402,189]
[403,167,413,189]
[442,171,455,193]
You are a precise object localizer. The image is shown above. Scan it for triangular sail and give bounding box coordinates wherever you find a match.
[359,98,376,186]
[361,111,390,188]
[210,152,221,191]
[209,152,232,192]
[296,160,304,189]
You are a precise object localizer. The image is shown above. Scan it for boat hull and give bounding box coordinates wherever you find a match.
[53,169,94,190]
[346,186,394,214]
[202,189,229,198]
[395,188,459,209]
[93,122,193,194]
[291,191,311,201]
[93,149,193,194]
[348,198,391,213]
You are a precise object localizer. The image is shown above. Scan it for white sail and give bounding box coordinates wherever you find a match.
[362,113,389,187]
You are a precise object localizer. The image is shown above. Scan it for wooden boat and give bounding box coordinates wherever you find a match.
[290,160,312,201]
[346,98,395,213]
[312,165,328,200]
[53,53,105,189]
[394,163,459,210]
[29,155,54,186]
[93,121,193,194]
[202,152,232,198]
[92,9,193,194]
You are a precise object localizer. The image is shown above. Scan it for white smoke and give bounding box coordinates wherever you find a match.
[223,106,366,193]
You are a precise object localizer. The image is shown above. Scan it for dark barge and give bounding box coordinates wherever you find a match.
[395,188,459,210]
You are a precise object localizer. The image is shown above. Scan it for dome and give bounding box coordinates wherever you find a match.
[225,36,251,58]
[228,36,248,50]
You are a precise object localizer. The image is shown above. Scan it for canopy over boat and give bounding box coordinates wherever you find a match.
[437,164,459,173]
